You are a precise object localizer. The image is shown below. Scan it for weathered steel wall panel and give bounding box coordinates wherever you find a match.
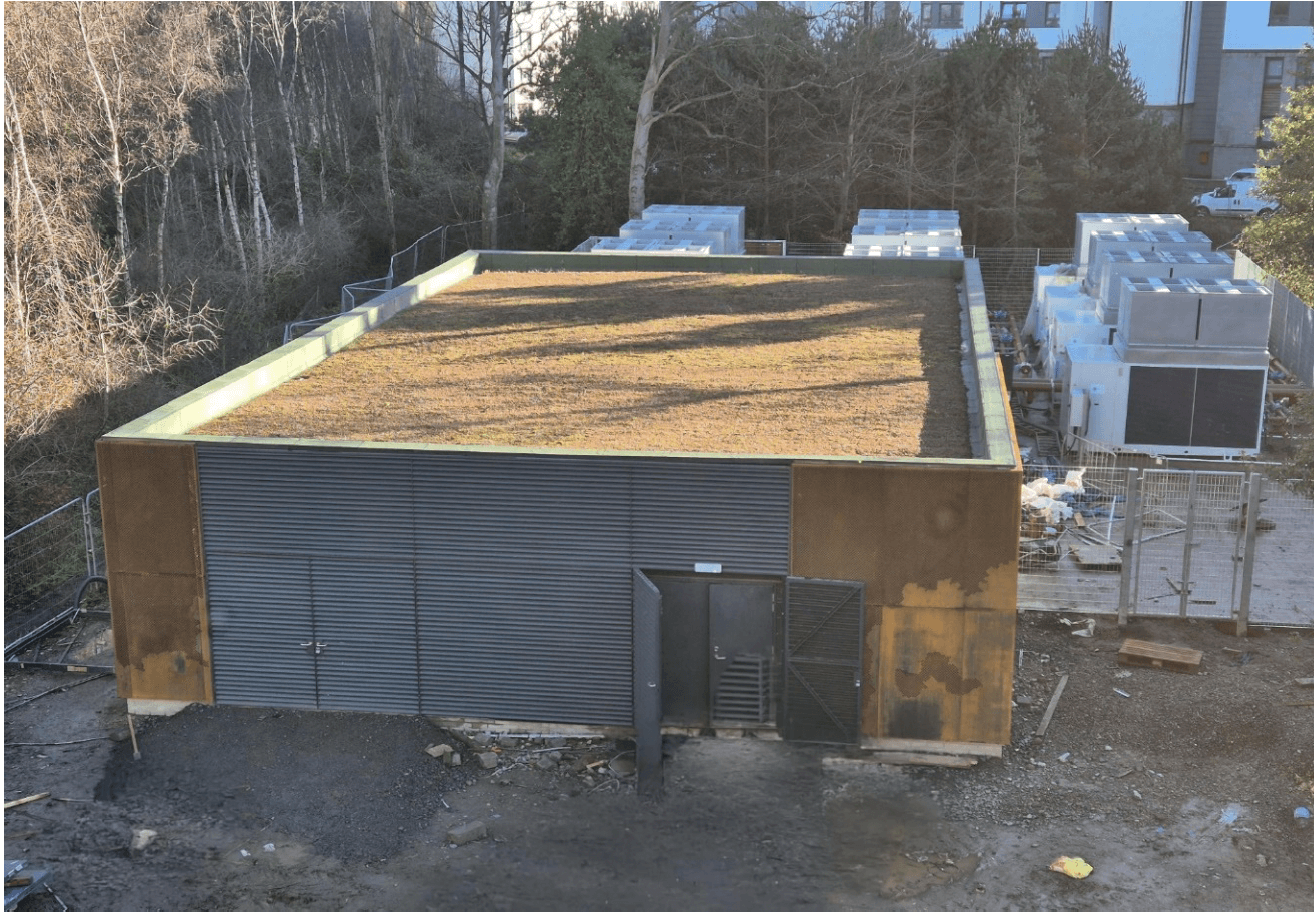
[790,463,1019,746]
[877,606,1015,745]
[95,439,212,703]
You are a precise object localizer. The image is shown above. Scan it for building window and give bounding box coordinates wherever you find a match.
[1268,2,1290,25]
[1261,57,1285,123]
[1001,2,1026,20]
[921,2,963,27]
[1044,1,1060,26]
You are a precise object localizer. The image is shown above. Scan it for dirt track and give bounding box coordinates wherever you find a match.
[5,612,1312,911]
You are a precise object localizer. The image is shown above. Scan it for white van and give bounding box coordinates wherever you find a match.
[1191,181,1277,218]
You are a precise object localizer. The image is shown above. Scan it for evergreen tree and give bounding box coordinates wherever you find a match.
[1243,49,1314,304]
[528,3,650,248]
[941,17,1045,245]
[1033,26,1182,245]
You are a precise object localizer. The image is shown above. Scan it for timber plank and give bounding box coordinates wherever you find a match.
[1118,638,1203,673]
[823,753,978,769]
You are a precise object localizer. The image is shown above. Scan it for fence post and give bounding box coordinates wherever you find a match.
[1235,474,1264,637]
[81,492,98,579]
[1117,468,1139,627]
[1177,473,1201,618]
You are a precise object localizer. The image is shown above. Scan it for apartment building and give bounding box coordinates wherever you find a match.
[904,1,1311,178]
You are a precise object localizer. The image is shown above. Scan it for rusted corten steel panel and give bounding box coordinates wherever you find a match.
[877,606,1015,745]
[95,439,213,703]
[790,463,1020,745]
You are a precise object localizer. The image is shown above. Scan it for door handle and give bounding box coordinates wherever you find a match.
[299,640,327,656]
[712,646,726,661]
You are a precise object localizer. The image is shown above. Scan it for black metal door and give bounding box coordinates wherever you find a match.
[708,583,775,724]
[633,570,663,797]
[782,577,864,744]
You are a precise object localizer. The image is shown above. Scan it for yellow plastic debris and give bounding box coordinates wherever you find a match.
[1049,856,1093,879]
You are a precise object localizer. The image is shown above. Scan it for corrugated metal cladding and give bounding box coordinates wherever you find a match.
[196,445,790,725]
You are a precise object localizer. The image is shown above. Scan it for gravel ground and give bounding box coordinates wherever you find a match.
[4,611,1312,911]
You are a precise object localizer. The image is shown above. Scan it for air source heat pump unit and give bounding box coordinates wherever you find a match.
[1084,230,1212,282]
[1090,250,1235,325]
[1044,308,1108,381]
[642,205,746,253]
[1060,344,1128,448]
[619,218,733,254]
[591,237,715,255]
[1022,264,1078,340]
[1033,285,1099,376]
[1073,213,1189,269]
[1114,277,1271,365]
[857,209,959,226]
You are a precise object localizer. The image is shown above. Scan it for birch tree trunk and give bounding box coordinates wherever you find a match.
[482,4,506,249]
[74,1,133,297]
[366,4,397,252]
[628,2,675,220]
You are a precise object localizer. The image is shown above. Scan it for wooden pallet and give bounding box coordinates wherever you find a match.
[1117,638,1203,673]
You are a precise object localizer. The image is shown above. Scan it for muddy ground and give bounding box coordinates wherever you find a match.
[5,612,1312,911]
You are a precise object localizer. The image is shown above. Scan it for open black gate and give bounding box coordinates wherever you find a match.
[782,577,864,745]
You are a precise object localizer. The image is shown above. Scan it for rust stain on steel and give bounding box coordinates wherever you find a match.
[96,439,213,704]
[792,462,1020,744]
[893,651,983,698]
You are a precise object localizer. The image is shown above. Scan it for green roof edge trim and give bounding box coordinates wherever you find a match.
[102,250,1018,469]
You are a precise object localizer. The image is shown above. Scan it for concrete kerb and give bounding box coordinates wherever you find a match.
[965,259,1019,467]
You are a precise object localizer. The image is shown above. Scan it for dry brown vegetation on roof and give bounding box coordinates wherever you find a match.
[198,270,971,458]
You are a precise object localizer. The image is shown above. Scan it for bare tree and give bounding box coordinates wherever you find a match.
[628,1,738,219]
[402,2,569,248]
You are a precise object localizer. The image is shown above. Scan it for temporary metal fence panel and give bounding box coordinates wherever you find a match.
[782,577,864,745]
[338,213,525,313]
[1242,478,1314,627]
[1018,461,1314,629]
[1128,470,1247,621]
[975,248,1074,326]
[196,444,790,724]
[1018,459,1136,615]
[85,489,104,577]
[4,496,99,655]
[1234,251,1314,386]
